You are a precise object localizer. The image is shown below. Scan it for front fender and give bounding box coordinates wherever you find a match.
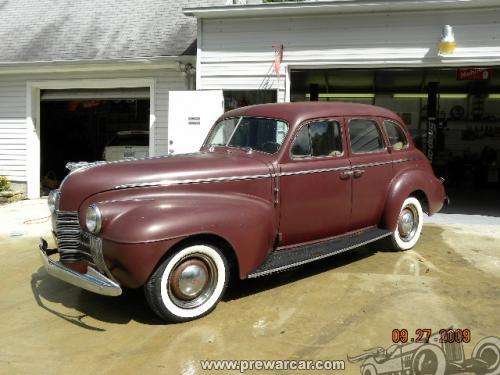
[382,168,445,231]
[91,192,277,284]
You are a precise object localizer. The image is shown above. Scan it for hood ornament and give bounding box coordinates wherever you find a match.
[66,161,107,173]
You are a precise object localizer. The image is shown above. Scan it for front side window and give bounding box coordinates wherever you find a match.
[348,119,385,153]
[291,126,311,157]
[291,120,343,158]
[205,117,288,154]
[383,120,408,151]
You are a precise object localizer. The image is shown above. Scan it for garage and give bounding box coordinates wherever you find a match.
[188,0,500,219]
[39,88,150,192]
[290,66,500,215]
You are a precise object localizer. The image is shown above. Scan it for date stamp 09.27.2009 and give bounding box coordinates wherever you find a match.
[392,328,471,344]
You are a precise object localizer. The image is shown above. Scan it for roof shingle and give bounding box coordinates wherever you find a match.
[0,0,222,63]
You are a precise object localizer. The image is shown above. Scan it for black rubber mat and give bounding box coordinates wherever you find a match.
[248,227,391,278]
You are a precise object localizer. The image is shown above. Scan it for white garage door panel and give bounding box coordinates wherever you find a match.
[167,90,224,155]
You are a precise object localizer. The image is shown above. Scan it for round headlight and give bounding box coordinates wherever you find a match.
[86,205,102,234]
[47,190,60,213]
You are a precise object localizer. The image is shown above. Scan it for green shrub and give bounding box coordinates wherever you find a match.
[0,176,11,191]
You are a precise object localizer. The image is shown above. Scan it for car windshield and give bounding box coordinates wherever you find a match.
[205,116,289,154]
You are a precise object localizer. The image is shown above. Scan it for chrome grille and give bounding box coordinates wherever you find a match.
[54,211,89,262]
[81,231,114,279]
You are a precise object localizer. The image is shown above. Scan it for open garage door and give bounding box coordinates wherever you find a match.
[291,67,500,217]
[168,90,224,155]
[40,88,150,192]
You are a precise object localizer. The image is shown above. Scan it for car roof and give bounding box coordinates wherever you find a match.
[221,102,404,129]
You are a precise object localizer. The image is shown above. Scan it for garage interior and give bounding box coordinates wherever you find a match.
[40,88,149,192]
[291,67,500,216]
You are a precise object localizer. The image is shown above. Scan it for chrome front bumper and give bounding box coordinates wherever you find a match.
[38,238,122,297]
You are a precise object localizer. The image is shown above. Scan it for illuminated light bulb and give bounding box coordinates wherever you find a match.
[438,25,456,55]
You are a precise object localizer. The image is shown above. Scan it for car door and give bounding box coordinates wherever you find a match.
[347,117,393,231]
[278,118,352,246]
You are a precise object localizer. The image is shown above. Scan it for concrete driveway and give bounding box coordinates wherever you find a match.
[0,199,499,374]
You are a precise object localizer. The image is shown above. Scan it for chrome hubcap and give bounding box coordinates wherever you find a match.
[398,205,419,242]
[168,254,217,309]
[178,263,208,298]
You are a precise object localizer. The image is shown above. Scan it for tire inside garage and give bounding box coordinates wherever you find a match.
[39,88,149,192]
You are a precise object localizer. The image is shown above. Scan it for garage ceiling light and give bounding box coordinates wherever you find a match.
[488,94,500,100]
[440,94,468,99]
[306,93,375,99]
[393,93,468,99]
[393,93,428,99]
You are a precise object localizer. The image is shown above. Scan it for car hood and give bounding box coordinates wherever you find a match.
[59,151,273,211]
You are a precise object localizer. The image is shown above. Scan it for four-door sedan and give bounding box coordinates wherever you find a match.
[40,102,447,322]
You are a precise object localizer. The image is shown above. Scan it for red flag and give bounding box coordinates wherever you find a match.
[273,44,283,75]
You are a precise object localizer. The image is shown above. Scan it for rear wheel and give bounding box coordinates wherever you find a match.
[389,197,424,251]
[472,336,500,375]
[144,243,229,322]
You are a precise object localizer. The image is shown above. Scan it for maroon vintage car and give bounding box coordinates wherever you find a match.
[40,102,447,322]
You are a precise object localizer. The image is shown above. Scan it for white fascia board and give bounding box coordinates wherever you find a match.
[0,55,195,75]
[184,0,500,18]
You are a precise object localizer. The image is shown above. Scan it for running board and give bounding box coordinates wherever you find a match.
[248,227,392,278]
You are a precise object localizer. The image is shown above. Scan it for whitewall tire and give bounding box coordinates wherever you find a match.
[389,197,424,251]
[144,243,229,322]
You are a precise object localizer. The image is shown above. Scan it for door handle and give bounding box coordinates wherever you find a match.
[353,169,365,178]
[339,171,353,180]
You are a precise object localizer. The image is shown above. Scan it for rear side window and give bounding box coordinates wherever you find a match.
[291,120,343,158]
[383,120,408,150]
[348,119,385,153]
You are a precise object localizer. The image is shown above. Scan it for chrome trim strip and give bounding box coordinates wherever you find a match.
[113,158,413,189]
[39,239,122,296]
[350,158,410,169]
[280,165,351,177]
[248,231,392,278]
[114,173,272,190]
[392,157,411,164]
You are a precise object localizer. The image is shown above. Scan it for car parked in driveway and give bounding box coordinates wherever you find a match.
[40,102,447,322]
[103,130,149,162]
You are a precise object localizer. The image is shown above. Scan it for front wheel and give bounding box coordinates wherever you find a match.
[144,243,229,322]
[389,197,424,251]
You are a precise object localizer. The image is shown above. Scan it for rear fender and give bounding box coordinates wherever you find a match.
[382,169,445,231]
[94,192,277,281]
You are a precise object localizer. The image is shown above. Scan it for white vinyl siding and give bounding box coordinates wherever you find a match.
[155,73,190,153]
[0,81,27,181]
[0,69,186,185]
[197,8,500,98]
